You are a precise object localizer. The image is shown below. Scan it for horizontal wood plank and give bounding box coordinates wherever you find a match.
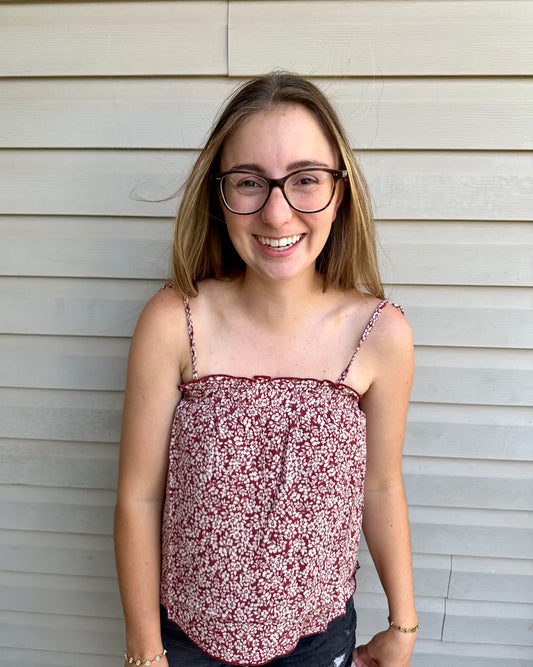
[0,609,123,654]
[0,217,173,279]
[379,222,533,287]
[443,599,533,646]
[0,530,115,578]
[1,571,122,618]
[2,77,532,150]
[405,403,532,462]
[3,442,532,512]
[0,648,117,667]
[1,388,530,460]
[229,1,533,76]
[6,440,528,512]
[0,485,116,535]
[0,277,159,337]
[412,346,533,407]
[0,388,123,442]
[2,442,531,520]
[364,153,533,222]
[403,457,533,512]
[1,335,530,406]
[0,150,192,218]
[1,150,532,221]
[0,564,448,619]
[0,529,447,590]
[0,530,450,600]
[0,439,118,489]
[1,485,531,559]
[0,439,533,511]
[1,279,531,348]
[0,1,227,76]
[0,335,129,391]
[409,506,533,560]
[332,78,533,151]
[409,639,533,667]
[0,77,234,150]
[1,218,531,287]
[449,556,533,604]
[391,285,533,348]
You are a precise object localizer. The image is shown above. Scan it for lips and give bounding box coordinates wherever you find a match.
[255,234,303,249]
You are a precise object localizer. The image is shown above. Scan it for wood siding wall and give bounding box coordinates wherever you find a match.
[1,2,532,665]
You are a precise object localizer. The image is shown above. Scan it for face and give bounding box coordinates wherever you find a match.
[218,104,344,285]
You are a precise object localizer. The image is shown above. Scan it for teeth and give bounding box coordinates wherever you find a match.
[257,234,303,249]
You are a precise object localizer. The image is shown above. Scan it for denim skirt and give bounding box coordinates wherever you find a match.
[160,598,356,667]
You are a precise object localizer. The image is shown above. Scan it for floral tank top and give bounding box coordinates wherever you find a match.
[160,297,401,666]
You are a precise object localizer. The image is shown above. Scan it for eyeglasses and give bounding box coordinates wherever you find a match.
[211,167,347,215]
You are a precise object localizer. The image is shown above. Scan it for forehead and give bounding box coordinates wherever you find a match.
[220,104,337,170]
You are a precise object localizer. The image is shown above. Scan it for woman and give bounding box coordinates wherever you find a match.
[115,73,417,667]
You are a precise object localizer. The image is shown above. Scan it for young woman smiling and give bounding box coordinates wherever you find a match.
[115,73,417,667]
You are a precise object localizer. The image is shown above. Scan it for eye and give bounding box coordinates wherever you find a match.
[236,176,265,190]
[290,172,321,189]
[296,175,318,185]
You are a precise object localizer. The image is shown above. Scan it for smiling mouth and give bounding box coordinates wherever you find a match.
[256,234,304,249]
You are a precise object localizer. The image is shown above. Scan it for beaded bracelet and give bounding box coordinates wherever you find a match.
[124,648,167,665]
[388,616,419,633]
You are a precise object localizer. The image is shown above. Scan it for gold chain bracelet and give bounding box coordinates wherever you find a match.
[388,616,419,633]
[124,648,167,665]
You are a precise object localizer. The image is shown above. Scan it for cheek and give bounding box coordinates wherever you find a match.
[305,213,335,242]
[223,214,249,248]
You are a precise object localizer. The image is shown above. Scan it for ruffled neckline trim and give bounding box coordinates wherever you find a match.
[178,372,362,401]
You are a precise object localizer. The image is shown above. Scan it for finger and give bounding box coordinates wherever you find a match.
[353,646,378,666]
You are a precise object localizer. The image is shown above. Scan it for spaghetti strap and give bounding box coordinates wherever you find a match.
[157,284,199,380]
[336,300,404,383]
[183,298,199,380]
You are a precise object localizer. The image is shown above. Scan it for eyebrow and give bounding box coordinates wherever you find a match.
[226,159,331,173]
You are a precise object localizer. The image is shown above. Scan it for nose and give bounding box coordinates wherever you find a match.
[260,185,292,227]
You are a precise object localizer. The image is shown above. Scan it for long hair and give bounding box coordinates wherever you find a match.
[171,72,384,299]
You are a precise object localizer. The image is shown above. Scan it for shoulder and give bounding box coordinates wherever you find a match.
[344,292,413,372]
[129,283,189,376]
[374,300,412,343]
[337,291,409,339]
[376,301,412,350]
[356,299,413,373]
[136,283,185,335]
[366,300,414,387]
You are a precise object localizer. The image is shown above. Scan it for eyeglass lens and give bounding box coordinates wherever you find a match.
[220,170,337,214]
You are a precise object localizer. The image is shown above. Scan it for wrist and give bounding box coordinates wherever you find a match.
[387,604,418,629]
[124,628,164,658]
[124,647,167,665]
[385,624,418,647]
[387,615,419,634]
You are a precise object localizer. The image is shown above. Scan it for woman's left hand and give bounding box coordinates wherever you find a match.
[352,627,417,666]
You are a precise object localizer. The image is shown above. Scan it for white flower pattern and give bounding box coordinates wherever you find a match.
[159,292,402,666]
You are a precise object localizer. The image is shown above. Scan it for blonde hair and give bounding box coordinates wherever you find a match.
[171,72,384,299]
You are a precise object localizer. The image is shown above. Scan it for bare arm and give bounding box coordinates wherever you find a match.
[354,306,417,667]
[114,290,185,663]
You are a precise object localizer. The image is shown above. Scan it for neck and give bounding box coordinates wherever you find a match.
[235,268,325,325]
